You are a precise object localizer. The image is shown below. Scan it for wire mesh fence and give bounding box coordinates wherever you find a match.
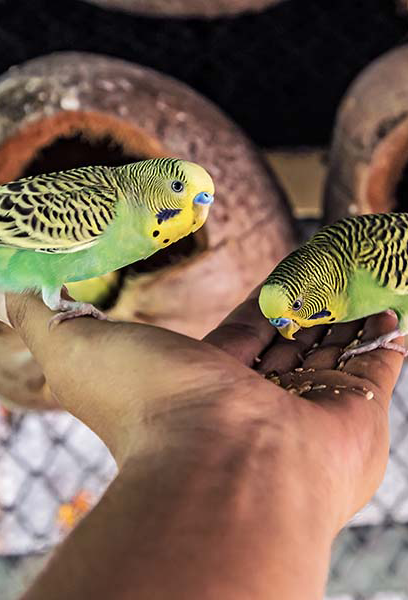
[0,410,116,557]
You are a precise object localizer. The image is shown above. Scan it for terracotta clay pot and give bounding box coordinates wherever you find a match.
[324,45,408,224]
[0,51,295,409]
[82,0,282,18]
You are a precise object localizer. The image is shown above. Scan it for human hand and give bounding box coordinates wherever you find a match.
[6,287,402,600]
[205,287,403,528]
[4,287,402,531]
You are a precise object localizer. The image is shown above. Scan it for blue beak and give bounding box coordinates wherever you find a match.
[193,192,214,205]
[269,317,291,328]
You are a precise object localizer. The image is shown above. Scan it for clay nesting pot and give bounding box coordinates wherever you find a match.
[324,45,408,224]
[0,51,295,409]
[82,0,282,18]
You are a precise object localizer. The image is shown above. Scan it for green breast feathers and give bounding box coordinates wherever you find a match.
[0,158,215,326]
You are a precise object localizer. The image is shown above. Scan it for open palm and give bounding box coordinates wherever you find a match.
[5,285,403,529]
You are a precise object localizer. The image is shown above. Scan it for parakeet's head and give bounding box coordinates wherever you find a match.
[123,158,215,245]
[258,244,347,340]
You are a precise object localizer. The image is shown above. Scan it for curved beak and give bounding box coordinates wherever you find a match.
[192,192,214,232]
[269,317,301,340]
[278,320,301,340]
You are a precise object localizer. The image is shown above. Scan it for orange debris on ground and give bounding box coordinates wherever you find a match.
[58,491,93,531]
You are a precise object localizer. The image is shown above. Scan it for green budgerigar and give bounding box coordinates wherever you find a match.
[259,213,408,360]
[0,157,214,325]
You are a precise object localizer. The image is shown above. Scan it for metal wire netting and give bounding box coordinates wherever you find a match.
[0,411,116,556]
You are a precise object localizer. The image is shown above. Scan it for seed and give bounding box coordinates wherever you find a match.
[351,387,366,397]
[312,342,319,349]
[345,339,360,350]
[337,361,345,370]
[294,367,304,372]
[357,329,364,339]
[312,384,327,391]
[326,328,332,336]
[305,368,316,373]
[254,356,261,363]
[334,389,340,395]
[365,391,374,400]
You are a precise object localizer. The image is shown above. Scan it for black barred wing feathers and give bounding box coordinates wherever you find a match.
[0,166,118,253]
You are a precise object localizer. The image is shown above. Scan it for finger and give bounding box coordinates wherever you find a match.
[301,320,364,371]
[204,287,276,366]
[340,312,403,402]
[6,292,53,348]
[256,324,327,376]
[6,292,235,464]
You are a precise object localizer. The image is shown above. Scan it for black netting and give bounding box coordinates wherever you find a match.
[0,0,406,147]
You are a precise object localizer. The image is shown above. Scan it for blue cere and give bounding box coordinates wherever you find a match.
[269,317,291,328]
[193,192,214,205]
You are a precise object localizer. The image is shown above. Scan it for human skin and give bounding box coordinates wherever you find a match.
[2,289,401,600]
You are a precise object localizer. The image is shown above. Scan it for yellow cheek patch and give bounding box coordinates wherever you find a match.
[146,210,195,248]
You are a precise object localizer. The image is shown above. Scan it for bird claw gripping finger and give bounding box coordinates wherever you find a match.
[48,302,108,330]
[339,331,408,362]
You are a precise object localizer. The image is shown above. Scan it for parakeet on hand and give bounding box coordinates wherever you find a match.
[259,213,408,361]
[0,158,214,326]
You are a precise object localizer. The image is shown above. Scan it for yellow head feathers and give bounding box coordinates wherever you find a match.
[259,282,343,341]
[119,158,215,250]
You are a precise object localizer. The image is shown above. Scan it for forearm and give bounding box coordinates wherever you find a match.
[22,399,335,600]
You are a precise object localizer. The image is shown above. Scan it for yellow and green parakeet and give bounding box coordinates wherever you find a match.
[0,157,214,325]
[259,213,408,360]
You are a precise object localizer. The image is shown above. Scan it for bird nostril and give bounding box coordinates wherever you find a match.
[194,192,213,205]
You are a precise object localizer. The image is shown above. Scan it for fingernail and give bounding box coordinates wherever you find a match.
[0,293,13,328]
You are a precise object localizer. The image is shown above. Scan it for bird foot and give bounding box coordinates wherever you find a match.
[339,335,408,362]
[48,301,108,330]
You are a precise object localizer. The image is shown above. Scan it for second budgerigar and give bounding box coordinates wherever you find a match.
[259,212,408,360]
[0,158,214,324]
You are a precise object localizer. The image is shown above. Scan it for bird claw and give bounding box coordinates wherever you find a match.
[339,340,408,362]
[48,303,108,330]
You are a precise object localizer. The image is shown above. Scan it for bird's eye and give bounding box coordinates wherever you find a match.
[171,180,184,193]
[292,299,303,311]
